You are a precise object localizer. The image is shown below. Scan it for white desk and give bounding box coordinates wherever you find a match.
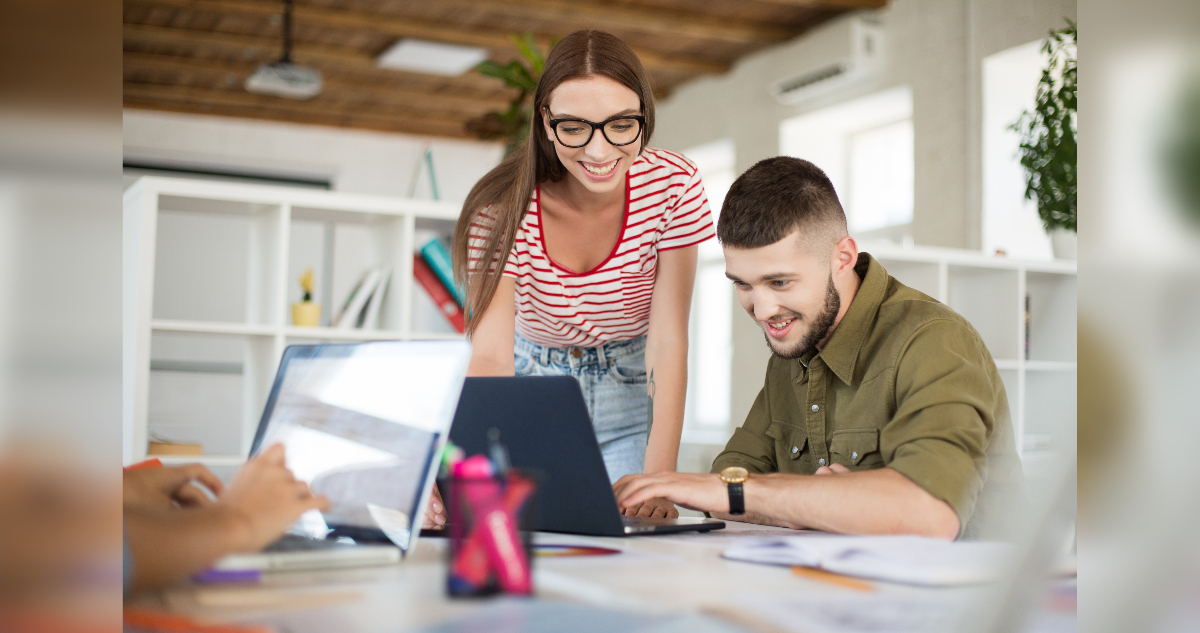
[133,522,1072,633]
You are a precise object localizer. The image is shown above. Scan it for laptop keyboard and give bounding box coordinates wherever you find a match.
[264,534,357,552]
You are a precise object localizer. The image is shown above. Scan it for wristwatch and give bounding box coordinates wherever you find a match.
[718,467,749,515]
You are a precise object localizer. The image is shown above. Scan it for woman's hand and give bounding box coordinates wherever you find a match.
[423,483,446,529]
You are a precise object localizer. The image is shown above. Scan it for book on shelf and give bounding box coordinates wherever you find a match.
[333,268,383,329]
[413,254,465,333]
[419,237,465,307]
[359,268,392,331]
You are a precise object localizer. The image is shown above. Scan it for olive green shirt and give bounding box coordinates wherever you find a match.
[712,254,1023,539]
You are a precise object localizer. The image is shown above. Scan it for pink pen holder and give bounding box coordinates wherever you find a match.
[445,471,537,598]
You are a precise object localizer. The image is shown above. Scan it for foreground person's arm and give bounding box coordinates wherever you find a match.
[124,444,328,591]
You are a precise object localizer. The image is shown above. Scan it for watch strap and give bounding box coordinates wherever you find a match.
[727,481,745,515]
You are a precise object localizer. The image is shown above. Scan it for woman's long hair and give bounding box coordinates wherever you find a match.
[451,30,656,336]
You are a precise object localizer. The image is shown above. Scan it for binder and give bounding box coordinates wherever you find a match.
[413,255,465,333]
[420,237,465,307]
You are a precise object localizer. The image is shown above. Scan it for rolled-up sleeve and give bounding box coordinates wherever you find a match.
[883,319,999,536]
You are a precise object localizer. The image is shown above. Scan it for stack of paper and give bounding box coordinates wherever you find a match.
[722,535,1012,586]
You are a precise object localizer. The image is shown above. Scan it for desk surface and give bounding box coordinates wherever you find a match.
[130,522,1075,633]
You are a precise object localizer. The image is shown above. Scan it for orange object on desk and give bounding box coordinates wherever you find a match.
[123,608,272,633]
[791,565,875,592]
[124,458,163,472]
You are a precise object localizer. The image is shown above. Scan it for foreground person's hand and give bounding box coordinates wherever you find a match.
[216,443,330,552]
[123,462,224,511]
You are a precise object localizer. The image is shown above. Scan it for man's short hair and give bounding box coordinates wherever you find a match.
[717,156,848,251]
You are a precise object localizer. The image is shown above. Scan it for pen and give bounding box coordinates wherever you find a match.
[791,566,875,592]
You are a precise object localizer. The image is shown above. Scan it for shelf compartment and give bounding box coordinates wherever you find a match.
[874,258,941,301]
[284,330,462,344]
[1025,360,1077,371]
[1026,271,1077,363]
[283,327,410,341]
[151,320,276,336]
[1023,369,1077,448]
[947,265,1020,360]
[155,455,247,467]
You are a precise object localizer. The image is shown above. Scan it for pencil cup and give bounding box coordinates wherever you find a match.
[445,471,537,598]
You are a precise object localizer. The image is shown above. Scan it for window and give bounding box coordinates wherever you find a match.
[780,86,914,243]
[680,139,735,443]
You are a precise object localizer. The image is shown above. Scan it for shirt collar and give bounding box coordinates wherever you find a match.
[811,252,887,385]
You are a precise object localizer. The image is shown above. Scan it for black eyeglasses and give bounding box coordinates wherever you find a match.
[547,114,646,148]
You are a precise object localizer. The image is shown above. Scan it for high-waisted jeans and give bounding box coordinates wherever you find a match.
[513,332,650,484]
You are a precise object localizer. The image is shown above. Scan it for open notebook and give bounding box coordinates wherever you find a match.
[722,535,1013,586]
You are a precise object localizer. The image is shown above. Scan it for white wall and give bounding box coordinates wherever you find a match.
[982,40,1055,260]
[123,109,504,199]
[649,0,1076,435]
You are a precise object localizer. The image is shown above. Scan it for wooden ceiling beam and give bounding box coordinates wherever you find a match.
[752,0,887,9]
[123,82,474,127]
[123,23,510,94]
[123,0,728,76]
[435,0,795,44]
[123,51,512,114]
[124,100,471,138]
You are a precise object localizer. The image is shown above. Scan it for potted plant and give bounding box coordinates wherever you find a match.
[1011,21,1077,258]
[292,267,321,326]
[465,33,556,157]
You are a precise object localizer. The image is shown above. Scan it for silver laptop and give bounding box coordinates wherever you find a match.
[213,339,471,572]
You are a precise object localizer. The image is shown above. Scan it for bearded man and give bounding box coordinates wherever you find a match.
[614,157,1023,540]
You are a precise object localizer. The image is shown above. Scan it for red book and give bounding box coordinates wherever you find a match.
[413,254,466,333]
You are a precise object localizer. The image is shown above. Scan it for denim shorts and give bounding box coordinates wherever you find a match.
[513,332,650,484]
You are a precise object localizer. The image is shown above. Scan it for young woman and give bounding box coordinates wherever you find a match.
[450,30,714,519]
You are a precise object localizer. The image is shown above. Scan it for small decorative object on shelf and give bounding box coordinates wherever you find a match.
[292,267,321,326]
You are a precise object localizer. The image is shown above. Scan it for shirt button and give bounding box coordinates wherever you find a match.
[851,451,858,460]
[791,446,799,455]
[811,404,819,413]
[571,348,582,358]
[818,458,826,466]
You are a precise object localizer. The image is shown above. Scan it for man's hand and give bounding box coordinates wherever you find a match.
[124,463,224,511]
[613,472,727,515]
[216,443,330,552]
[423,483,446,529]
[617,495,679,519]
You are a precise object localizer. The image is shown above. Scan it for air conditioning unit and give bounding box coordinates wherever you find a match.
[769,18,884,105]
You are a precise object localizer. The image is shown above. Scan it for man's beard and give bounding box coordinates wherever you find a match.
[763,274,841,360]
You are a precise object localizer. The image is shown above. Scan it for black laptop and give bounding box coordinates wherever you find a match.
[449,376,725,536]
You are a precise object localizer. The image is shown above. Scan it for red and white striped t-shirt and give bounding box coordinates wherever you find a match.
[469,148,715,348]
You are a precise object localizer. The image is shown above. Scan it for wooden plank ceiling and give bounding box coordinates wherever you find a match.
[124,0,886,139]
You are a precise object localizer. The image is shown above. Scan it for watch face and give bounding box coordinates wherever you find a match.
[720,466,749,484]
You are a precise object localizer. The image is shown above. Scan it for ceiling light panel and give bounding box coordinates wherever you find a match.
[376,39,489,76]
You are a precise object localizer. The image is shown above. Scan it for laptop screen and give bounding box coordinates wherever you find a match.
[250,340,471,552]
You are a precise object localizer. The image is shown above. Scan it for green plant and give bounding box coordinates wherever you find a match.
[1162,65,1200,229]
[1010,21,1077,233]
[465,33,556,157]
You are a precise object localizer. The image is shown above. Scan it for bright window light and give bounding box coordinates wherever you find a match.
[681,139,735,440]
[376,39,489,76]
[849,119,914,232]
[780,86,914,240]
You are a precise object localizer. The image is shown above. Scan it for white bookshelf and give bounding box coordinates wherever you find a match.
[123,176,464,466]
[866,243,1077,475]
